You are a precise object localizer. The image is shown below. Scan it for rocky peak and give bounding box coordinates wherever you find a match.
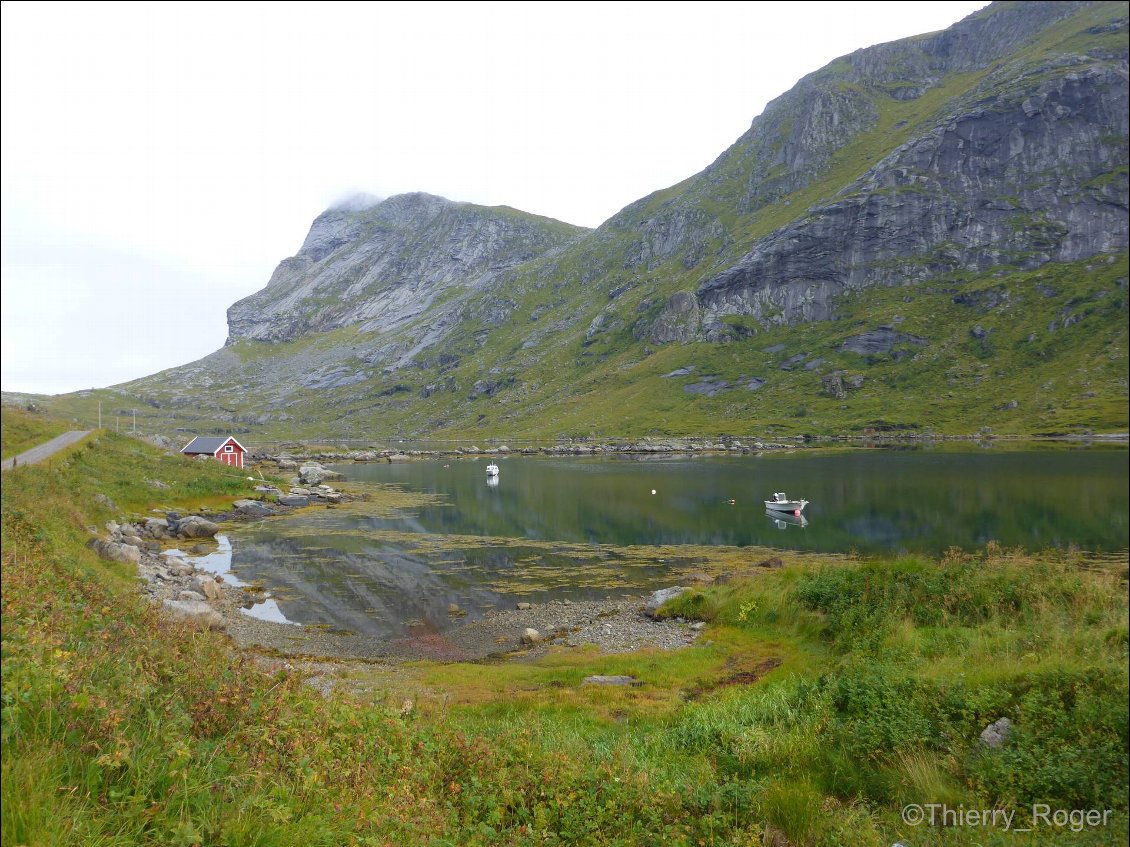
[226,193,588,344]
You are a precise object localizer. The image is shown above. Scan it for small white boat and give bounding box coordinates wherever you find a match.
[485,463,500,477]
[765,492,807,515]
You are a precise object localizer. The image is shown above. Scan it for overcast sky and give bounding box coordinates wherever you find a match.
[1,1,987,396]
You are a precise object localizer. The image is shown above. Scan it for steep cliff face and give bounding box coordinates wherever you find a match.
[694,55,1128,337]
[226,193,588,343]
[643,1,1129,339]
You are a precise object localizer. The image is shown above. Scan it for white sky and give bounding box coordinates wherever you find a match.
[1,0,987,395]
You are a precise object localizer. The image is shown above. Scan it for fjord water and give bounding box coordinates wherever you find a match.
[336,448,1129,553]
[225,448,1128,639]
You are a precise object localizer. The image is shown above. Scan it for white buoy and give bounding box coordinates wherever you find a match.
[651,489,657,495]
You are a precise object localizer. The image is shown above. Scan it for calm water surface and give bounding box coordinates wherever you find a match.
[225,448,1128,638]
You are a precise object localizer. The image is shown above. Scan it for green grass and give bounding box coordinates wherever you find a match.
[3,432,1127,845]
[1,406,74,459]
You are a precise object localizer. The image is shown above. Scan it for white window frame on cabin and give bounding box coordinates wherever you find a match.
[224,445,234,453]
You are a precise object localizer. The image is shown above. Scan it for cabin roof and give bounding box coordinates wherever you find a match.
[181,436,244,454]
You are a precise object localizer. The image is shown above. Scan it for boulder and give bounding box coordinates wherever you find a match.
[160,554,195,577]
[582,675,640,686]
[233,499,274,517]
[93,493,118,511]
[178,590,206,602]
[980,717,1013,749]
[644,586,687,618]
[144,517,171,539]
[195,577,222,600]
[298,463,343,486]
[176,516,219,539]
[521,628,542,645]
[278,495,310,507]
[755,557,784,569]
[516,602,533,610]
[121,534,146,549]
[92,539,141,565]
[162,599,223,629]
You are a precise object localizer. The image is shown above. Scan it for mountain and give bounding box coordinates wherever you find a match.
[32,0,1130,441]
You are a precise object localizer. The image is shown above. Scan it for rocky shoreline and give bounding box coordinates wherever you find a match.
[244,431,1128,467]
[89,470,716,665]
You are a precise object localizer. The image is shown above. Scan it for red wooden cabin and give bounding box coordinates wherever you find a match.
[180,435,247,469]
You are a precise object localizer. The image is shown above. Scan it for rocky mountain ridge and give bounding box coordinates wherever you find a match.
[226,192,588,345]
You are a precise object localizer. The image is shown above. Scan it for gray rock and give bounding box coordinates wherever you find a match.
[92,539,141,565]
[745,377,767,391]
[178,590,207,602]
[195,577,222,600]
[582,675,640,686]
[278,495,310,507]
[121,534,146,549]
[662,366,695,378]
[176,516,219,539]
[521,627,542,645]
[93,493,118,511]
[144,517,171,539]
[298,463,341,486]
[684,379,730,397]
[233,499,274,517]
[516,602,533,610]
[840,328,929,356]
[644,586,687,617]
[162,599,223,629]
[650,291,701,344]
[980,717,1013,749]
[822,373,847,400]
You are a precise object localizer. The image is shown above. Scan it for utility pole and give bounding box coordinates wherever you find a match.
[132,409,137,434]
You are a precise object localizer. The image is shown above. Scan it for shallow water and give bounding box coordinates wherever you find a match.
[223,447,1127,638]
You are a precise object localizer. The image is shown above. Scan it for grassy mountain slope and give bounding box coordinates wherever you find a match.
[22,1,1129,442]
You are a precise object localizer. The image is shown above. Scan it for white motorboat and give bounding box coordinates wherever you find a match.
[765,492,807,515]
[485,463,500,477]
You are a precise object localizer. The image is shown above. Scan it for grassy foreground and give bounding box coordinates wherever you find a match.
[2,427,1127,845]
